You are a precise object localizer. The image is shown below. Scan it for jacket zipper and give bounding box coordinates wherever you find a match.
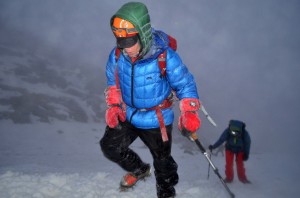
[131,63,135,107]
[129,62,136,124]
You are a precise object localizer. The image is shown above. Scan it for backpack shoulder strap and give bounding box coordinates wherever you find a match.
[114,48,121,89]
[158,51,167,77]
[167,35,177,51]
[157,34,177,78]
[115,48,121,62]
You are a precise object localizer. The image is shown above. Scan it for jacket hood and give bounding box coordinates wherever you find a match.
[229,120,246,132]
[110,2,152,56]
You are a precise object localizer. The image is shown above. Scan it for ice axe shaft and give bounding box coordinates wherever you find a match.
[190,133,235,198]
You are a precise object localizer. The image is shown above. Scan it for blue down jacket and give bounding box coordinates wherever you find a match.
[106,29,199,129]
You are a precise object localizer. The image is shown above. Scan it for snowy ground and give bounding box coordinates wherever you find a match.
[0,121,299,198]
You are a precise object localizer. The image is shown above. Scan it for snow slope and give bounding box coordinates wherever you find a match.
[0,121,299,198]
[1,1,300,196]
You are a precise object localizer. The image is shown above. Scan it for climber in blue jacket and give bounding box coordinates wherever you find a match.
[100,2,201,198]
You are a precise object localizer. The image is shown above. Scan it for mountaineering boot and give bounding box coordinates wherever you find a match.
[120,164,151,188]
[240,179,251,184]
[156,184,176,198]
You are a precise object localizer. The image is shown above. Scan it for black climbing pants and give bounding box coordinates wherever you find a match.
[100,121,178,197]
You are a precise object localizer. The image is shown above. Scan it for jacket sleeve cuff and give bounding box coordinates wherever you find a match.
[179,98,201,112]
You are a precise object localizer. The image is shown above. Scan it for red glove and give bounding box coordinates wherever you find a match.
[104,86,126,128]
[105,106,126,128]
[178,98,201,133]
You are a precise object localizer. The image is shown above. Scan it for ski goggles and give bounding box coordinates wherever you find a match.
[112,26,138,38]
[112,17,138,38]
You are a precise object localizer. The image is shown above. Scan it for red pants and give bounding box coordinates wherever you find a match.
[225,150,248,182]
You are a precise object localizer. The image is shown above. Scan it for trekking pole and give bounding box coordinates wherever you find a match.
[186,130,235,198]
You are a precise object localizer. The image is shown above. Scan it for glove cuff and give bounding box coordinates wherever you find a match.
[179,98,200,112]
[105,86,122,106]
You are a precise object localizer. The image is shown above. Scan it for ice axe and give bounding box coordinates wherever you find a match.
[181,129,235,198]
[200,104,217,127]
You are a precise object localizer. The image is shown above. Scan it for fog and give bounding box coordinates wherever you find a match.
[1,0,300,155]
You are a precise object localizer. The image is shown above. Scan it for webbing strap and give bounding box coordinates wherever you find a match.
[145,97,173,142]
[115,48,121,89]
[155,108,168,142]
[115,67,120,89]
[158,51,167,77]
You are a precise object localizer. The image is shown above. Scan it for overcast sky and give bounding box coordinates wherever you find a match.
[1,0,300,153]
